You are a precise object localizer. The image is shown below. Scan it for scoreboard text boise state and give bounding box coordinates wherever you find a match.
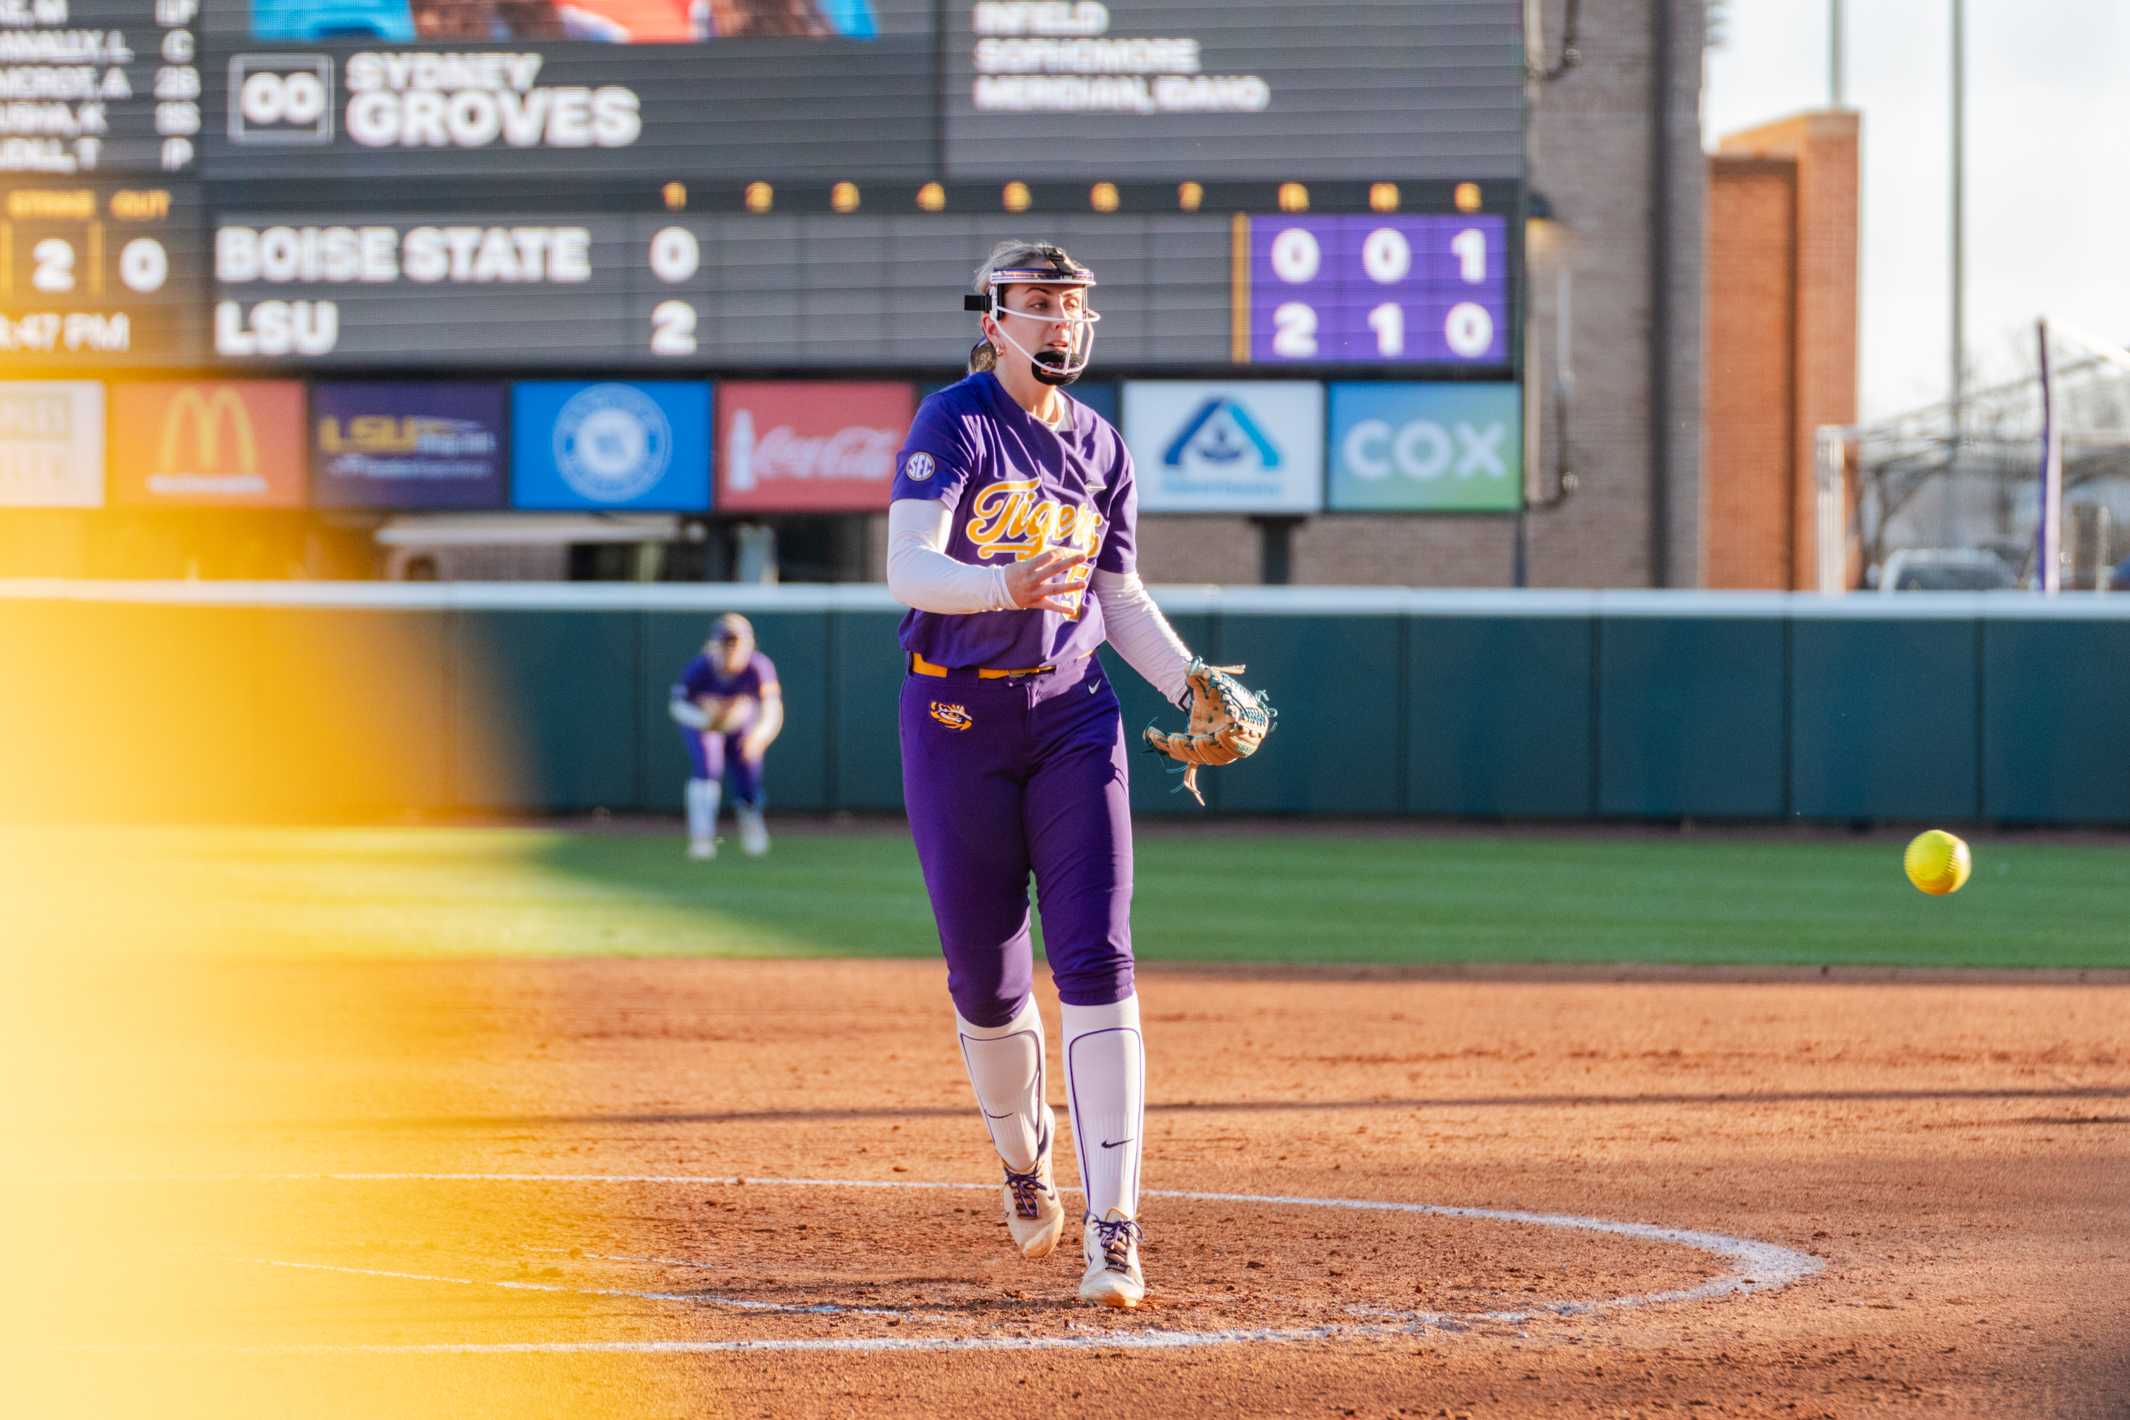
[0,0,1525,371]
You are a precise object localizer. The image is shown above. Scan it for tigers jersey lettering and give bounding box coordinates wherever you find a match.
[894,372,1137,666]
[963,478,1102,619]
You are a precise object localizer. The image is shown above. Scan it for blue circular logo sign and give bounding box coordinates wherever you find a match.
[554,384,672,504]
[904,451,936,483]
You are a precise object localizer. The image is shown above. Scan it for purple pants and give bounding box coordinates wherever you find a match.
[682,727,764,807]
[899,656,1135,1028]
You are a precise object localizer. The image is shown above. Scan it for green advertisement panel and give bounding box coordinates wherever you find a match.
[1326,381,1523,512]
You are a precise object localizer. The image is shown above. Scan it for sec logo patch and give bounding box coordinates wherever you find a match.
[929,701,972,731]
[904,451,936,482]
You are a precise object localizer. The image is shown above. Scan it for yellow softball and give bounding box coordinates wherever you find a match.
[1903,830,1972,896]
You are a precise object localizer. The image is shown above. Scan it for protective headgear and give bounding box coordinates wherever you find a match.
[708,612,754,657]
[963,244,1100,386]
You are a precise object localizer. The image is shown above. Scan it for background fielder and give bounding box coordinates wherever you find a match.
[669,612,784,859]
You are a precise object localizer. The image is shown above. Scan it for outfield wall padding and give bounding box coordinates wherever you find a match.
[1981,615,2130,826]
[1406,615,1595,818]
[1597,616,1789,819]
[4,585,2126,826]
[1790,616,1981,823]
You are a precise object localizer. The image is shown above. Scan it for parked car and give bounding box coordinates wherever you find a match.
[1877,548,2019,592]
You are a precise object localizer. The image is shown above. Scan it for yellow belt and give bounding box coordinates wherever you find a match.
[910,652,1056,680]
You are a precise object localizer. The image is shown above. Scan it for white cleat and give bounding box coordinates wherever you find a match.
[1078,1208,1146,1309]
[736,807,770,858]
[1000,1108,1066,1261]
[687,839,716,861]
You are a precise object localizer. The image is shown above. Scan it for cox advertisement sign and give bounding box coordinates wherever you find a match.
[0,383,103,508]
[512,381,710,512]
[1327,382,1523,512]
[717,381,914,513]
[1121,381,1323,514]
[312,382,507,510]
[109,382,308,507]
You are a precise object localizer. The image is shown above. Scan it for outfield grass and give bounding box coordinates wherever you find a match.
[18,822,2127,970]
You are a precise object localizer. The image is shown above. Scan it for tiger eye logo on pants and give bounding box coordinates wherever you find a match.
[929,702,973,731]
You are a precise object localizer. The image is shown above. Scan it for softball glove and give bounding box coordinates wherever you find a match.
[1142,659,1276,806]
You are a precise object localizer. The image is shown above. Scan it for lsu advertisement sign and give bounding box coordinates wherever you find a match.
[0,383,103,508]
[1327,382,1523,512]
[716,381,914,513]
[109,382,308,506]
[1120,381,1323,514]
[511,380,710,512]
[311,383,507,510]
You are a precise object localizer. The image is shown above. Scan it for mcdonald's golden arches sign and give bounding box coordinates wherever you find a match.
[110,382,306,507]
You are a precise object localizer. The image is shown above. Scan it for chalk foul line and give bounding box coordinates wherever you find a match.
[190,1171,1825,1356]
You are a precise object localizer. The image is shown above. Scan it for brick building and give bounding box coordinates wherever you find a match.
[1703,112,1862,589]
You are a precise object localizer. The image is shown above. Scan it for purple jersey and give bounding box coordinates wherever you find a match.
[890,372,1137,670]
[675,650,778,707]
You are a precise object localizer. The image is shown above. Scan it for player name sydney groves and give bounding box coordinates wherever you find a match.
[340,52,639,150]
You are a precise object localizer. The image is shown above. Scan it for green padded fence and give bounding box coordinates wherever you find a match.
[5,585,2128,826]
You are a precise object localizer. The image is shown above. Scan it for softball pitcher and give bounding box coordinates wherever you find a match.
[885,240,1271,1308]
[669,612,783,859]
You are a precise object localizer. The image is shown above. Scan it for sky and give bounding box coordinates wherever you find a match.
[1702,0,2130,421]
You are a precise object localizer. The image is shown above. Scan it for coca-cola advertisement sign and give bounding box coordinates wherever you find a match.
[715,381,917,513]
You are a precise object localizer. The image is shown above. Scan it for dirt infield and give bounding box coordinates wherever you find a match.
[48,957,2130,1417]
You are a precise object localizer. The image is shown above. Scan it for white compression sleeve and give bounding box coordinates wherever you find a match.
[1061,995,1145,1222]
[886,498,1013,615]
[957,997,1049,1173]
[1090,570,1194,707]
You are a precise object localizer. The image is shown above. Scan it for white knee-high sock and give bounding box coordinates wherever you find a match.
[686,778,720,842]
[956,997,1049,1173]
[1062,995,1144,1220]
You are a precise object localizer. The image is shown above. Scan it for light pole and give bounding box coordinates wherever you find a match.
[1951,0,1966,436]
[1944,0,1966,544]
[1830,0,1844,105]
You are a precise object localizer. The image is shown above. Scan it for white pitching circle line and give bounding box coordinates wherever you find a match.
[226,1172,1822,1357]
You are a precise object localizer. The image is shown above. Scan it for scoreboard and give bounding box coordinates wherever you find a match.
[1247,216,1508,365]
[196,208,1510,368]
[0,0,1526,373]
[0,0,203,178]
[0,181,202,358]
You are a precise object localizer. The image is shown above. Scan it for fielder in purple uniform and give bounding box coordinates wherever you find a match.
[884,240,1250,1309]
[669,612,784,860]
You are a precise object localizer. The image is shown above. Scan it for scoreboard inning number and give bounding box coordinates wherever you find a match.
[647,226,699,357]
[1249,215,1509,366]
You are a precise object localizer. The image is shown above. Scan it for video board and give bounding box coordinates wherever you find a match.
[943,1,1524,182]
[197,0,938,182]
[0,1,1525,371]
